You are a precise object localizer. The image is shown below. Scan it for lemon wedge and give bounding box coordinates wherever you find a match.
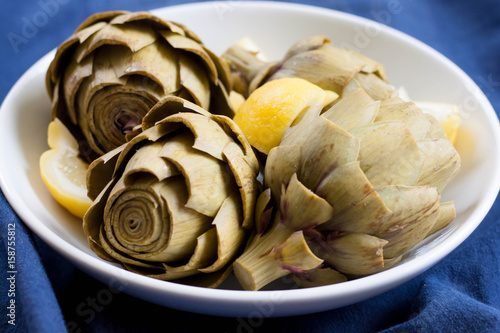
[40,118,91,218]
[416,101,460,144]
[233,77,338,154]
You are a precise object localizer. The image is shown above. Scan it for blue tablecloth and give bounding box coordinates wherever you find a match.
[1,1,499,332]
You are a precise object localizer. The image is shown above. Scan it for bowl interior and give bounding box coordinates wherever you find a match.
[1,1,499,317]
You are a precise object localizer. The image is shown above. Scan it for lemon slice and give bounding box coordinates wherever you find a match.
[40,118,91,218]
[233,77,338,154]
[416,101,460,144]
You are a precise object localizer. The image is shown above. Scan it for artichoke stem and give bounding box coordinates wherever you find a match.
[233,220,293,291]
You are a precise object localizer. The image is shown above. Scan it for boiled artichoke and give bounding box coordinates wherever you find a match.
[83,96,260,288]
[46,11,233,160]
[233,88,460,290]
[222,35,395,100]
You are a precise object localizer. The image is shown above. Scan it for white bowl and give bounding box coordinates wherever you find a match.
[1,1,499,317]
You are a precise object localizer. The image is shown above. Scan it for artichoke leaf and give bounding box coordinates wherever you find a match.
[122,227,218,280]
[111,41,181,95]
[112,119,189,176]
[142,96,212,130]
[273,231,323,273]
[265,145,302,202]
[84,178,117,249]
[159,132,232,217]
[282,35,331,61]
[110,11,191,39]
[376,185,440,258]
[108,11,183,35]
[223,142,259,229]
[349,50,388,80]
[281,173,334,231]
[342,72,395,101]
[282,104,323,144]
[169,112,234,161]
[47,21,107,90]
[293,266,347,288]
[73,21,157,63]
[350,121,424,187]
[415,139,461,193]
[103,177,164,252]
[316,161,392,234]
[199,194,246,273]
[121,139,180,185]
[309,232,388,276]
[63,53,94,124]
[254,188,273,235]
[208,78,236,118]
[293,116,360,191]
[221,44,273,96]
[157,228,218,279]
[211,115,260,171]
[174,265,233,288]
[179,55,211,110]
[75,11,127,31]
[160,30,218,83]
[423,114,447,139]
[375,101,431,140]
[87,143,125,200]
[269,46,365,94]
[50,79,61,120]
[76,47,126,119]
[427,201,456,236]
[137,177,212,262]
[321,88,380,130]
[101,176,211,262]
[203,46,233,93]
[98,224,160,269]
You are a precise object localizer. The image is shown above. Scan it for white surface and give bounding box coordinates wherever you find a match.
[1,1,499,317]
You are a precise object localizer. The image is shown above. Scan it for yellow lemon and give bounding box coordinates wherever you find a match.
[416,101,460,144]
[234,77,338,154]
[40,118,91,218]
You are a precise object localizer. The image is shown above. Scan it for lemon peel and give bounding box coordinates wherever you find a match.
[40,118,91,218]
[233,77,338,154]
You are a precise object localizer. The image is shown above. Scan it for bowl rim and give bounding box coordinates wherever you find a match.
[1,0,500,317]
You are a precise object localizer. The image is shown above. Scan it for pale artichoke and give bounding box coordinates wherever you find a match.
[83,96,260,288]
[233,89,460,290]
[222,35,395,100]
[46,11,233,160]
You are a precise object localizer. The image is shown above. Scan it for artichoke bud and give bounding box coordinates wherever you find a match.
[83,97,260,288]
[233,88,460,290]
[222,35,395,99]
[46,11,234,160]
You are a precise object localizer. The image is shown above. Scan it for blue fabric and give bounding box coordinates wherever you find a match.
[1,0,500,332]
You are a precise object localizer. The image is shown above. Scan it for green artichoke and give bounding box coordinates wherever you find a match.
[222,35,395,100]
[233,88,460,290]
[83,96,260,288]
[46,11,233,160]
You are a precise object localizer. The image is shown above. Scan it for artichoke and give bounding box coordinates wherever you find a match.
[233,88,460,290]
[46,11,233,160]
[222,35,395,100]
[83,96,260,288]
